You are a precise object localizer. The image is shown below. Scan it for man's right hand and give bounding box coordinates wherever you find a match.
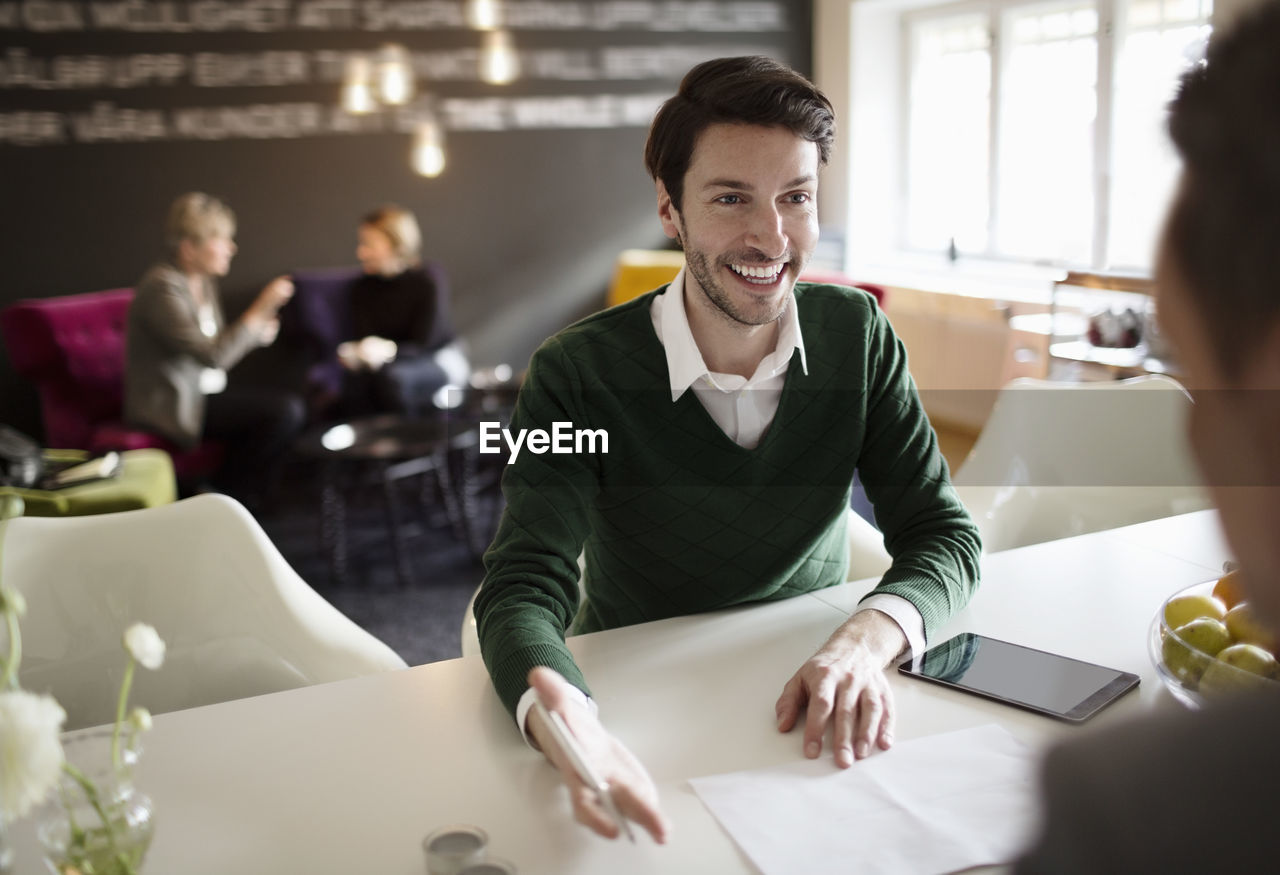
[526,666,671,844]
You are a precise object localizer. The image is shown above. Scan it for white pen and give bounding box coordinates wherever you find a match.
[532,700,636,843]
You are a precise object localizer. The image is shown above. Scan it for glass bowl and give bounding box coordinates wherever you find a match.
[1149,579,1280,709]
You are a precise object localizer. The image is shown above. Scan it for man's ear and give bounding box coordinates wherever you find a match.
[656,180,682,242]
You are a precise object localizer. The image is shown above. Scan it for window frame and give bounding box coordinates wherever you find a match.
[895,0,1211,273]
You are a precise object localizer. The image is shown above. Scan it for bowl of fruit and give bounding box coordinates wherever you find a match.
[1149,568,1280,708]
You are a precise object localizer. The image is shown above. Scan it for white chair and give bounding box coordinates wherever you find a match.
[1,493,407,730]
[951,374,1212,554]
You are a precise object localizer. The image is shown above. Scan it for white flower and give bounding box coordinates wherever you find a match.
[129,707,152,733]
[123,623,166,670]
[0,689,66,819]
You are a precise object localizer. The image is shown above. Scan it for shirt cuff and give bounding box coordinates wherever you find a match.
[855,593,925,662]
[515,684,598,750]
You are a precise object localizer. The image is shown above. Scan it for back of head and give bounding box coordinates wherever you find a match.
[165,192,235,257]
[1165,0,1280,378]
[361,203,422,266]
[643,55,835,211]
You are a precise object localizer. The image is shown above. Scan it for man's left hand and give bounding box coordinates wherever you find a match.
[775,609,906,768]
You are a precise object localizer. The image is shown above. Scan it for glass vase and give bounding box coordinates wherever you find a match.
[37,728,154,875]
[1,812,12,875]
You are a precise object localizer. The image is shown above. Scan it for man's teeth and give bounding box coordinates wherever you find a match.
[730,263,784,282]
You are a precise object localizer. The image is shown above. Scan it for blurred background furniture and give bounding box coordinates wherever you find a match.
[0,492,407,730]
[1002,270,1178,383]
[0,447,176,517]
[292,413,487,587]
[604,249,888,310]
[283,263,470,418]
[0,289,223,483]
[951,374,1211,553]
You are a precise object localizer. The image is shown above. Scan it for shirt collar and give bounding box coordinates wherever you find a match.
[656,267,808,402]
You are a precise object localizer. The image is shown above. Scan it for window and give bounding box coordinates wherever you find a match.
[901,0,1211,272]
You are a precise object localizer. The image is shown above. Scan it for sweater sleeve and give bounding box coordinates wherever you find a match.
[855,307,982,640]
[474,338,601,718]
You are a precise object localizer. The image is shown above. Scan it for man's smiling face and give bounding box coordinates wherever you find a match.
[658,122,819,328]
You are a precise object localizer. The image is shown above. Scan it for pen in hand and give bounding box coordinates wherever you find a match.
[532,700,637,843]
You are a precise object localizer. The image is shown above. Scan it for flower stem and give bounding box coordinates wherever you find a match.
[112,659,136,771]
[1,606,19,691]
[61,762,138,875]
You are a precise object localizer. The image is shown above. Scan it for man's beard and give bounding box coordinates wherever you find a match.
[682,241,797,327]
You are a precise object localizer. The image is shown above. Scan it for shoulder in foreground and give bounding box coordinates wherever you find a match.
[1051,688,1280,775]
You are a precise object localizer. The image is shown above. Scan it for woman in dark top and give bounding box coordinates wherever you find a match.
[338,204,460,416]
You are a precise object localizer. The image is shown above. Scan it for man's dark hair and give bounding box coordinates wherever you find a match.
[643,56,835,212]
[1166,0,1280,378]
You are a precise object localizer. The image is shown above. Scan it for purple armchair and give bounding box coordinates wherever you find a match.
[282,261,455,411]
[281,266,363,402]
[0,289,222,481]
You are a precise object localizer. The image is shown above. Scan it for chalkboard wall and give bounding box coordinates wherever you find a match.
[0,0,812,439]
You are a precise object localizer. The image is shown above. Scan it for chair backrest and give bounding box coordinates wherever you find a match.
[1,493,407,730]
[0,289,134,449]
[952,374,1212,553]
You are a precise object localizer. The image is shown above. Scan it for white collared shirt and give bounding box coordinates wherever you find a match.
[651,267,806,448]
[514,269,925,736]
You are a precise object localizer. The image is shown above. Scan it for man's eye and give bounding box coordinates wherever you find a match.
[716,194,743,205]
[786,192,812,204]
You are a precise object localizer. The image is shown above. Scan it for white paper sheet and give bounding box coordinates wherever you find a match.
[689,724,1039,875]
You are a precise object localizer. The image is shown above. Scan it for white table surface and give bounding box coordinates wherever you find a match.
[7,510,1232,875]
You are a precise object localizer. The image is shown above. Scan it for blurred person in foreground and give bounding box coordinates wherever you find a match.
[475,56,981,842]
[124,192,304,503]
[330,204,463,417]
[1016,3,1280,870]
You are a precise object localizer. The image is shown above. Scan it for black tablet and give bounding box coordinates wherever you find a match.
[898,632,1140,723]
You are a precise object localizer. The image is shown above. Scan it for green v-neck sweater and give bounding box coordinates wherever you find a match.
[476,283,981,716]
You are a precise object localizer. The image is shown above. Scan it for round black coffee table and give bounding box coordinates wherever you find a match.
[293,413,484,587]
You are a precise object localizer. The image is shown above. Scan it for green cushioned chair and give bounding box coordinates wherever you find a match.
[0,448,176,517]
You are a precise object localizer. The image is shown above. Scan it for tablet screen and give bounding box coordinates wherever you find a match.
[898,633,1139,722]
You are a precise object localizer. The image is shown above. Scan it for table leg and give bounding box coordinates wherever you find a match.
[453,441,484,560]
[320,460,349,587]
[380,461,415,588]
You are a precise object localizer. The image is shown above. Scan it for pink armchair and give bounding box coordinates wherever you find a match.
[0,289,222,482]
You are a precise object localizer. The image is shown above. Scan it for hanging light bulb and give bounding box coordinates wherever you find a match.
[480,30,519,85]
[377,43,415,106]
[340,55,375,114]
[412,116,446,178]
[465,0,501,30]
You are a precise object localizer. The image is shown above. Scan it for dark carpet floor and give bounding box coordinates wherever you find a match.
[255,460,505,667]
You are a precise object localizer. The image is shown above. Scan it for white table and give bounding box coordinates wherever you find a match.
[7,510,1231,875]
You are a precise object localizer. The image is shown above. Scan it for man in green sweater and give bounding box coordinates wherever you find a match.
[475,55,981,843]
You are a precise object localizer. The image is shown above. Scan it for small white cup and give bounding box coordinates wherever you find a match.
[422,824,488,875]
[456,858,517,875]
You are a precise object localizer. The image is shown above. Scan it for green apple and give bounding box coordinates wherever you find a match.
[1175,617,1231,657]
[1200,644,1280,696]
[1224,603,1278,652]
[1217,643,1279,678]
[1160,618,1228,685]
[1164,593,1227,630]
